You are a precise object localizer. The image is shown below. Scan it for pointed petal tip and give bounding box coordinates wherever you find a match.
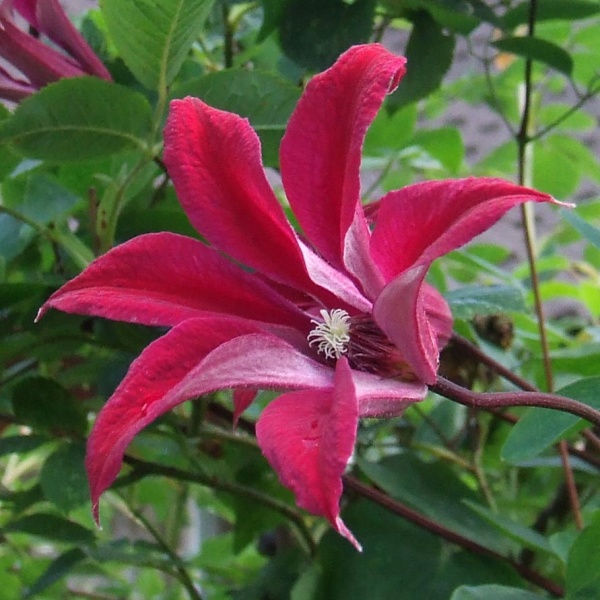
[555,197,576,208]
[335,516,362,552]
[92,501,101,528]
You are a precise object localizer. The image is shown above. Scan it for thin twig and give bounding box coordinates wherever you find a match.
[558,441,584,529]
[121,454,317,555]
[131,506,203,600]
[451,334,536,391]
[516,0,554,392]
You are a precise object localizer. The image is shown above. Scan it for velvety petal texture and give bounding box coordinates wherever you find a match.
[87,320,338,518]
[163,99,311,292]
[39,43,562,550]
[38,233,308,333]
[256,358,361,550]
[280,44,406,277]
[370,178,562,383]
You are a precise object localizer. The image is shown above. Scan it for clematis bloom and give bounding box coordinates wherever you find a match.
[0,0,111,102]
[39,44,559,550]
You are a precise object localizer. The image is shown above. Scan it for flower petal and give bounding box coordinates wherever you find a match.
[0,17,84,86]
[87,325,335,519]
[163,97,314,292]
[371,178,560,383]
[352,368,427,417]
[374,264,439,384]
[370,177,558,282]
[280,44,405,275]
[15,0,111,80]
[38,232,308,332]
[232,389,257,424]
[0,64,35,101]
[422,282,453,349]
[256,358,361,550]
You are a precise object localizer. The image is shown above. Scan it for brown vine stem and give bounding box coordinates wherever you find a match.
[342,475,563,597]
[451,334,600,467]
[430,376,600,430]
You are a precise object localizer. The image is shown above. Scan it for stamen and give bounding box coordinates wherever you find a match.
[307,309,351,360]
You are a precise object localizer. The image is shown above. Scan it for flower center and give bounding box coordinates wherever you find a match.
[307,309,417,381]
[307,309,351,360]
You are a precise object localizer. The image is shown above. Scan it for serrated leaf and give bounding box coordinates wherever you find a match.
[451,584,545,600]
[492,37,573,76]
[445,285,526,319]
[40,442,89,513]
[3,513,95,545]
[388,11,455,111]
[172,69,300,166]
[501,377,600,464]
[101,0,215,90]
[0,78,152,161]
[503,0,600,29]
[24,548,86,599]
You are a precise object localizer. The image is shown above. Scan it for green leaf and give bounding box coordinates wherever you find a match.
[0,212,31,262]
[257,0,287,42]
[3,513,95,545]
[172,69,301,166]
[388,11,455,111]
[451,584,545,600]
[364,105,417,155]
[561,208,600,249]
[40,442,89,514]
[0,104,20,179]
[313,500,520,599]
[532,144,579,198]
[11,377,88,435]
[411,127,464,174]
[445,285,526,319]
[101,0,215,90]
[279,0,376,71]
[462,501,554,556]
[492,37,573,76]
[0,434,49,458]
[503,0,600,29]
[358,455,510,553]
[0,78,152,161]
[565,515,600,599]
[501,377,600,464]
[24,548,86,599]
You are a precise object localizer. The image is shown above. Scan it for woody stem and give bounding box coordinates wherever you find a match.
[430,376,600,429]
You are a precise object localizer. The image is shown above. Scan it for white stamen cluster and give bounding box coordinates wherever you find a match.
[307,308,351,360]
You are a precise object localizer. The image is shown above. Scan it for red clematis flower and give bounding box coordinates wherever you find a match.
[0,0,111,102]
[39,44,558,550]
